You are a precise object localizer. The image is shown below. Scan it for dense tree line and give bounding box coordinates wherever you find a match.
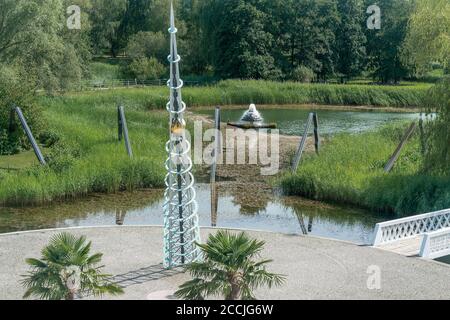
[1,0,448,89]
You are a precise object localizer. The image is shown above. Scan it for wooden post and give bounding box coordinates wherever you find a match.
[419,114,426,156]
[118,106,133,158]
[291,113,314,172]
[13,105,46,165]
[118,106,123,141]
[210,106,221,227]
[384,122,417,173]
[313,112,320,154]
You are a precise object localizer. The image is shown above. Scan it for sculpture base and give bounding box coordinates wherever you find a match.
[227,122,277,129]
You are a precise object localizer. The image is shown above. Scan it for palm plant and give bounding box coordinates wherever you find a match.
[175,230,285,300]
[21,232,123,300]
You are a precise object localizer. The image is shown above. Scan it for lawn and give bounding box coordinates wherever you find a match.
[0,150,44,170]
[0,96,167,206]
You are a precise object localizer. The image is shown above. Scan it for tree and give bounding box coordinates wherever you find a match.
[0,0,92,92]
[199,0,281,80]
[117,0,170,50]
[335,0,367,82]
[178,0,209,75]
[365,0,415,83]
[402,0,450,75]
[89,0,127,57]
[125,31,167,62]
[175,230,285,300]
[270,0,339,81]
[21,232,123,300]
[423,77,450,175]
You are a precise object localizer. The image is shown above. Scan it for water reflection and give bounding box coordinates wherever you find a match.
[115,209,127,226]
[0,184,389,244]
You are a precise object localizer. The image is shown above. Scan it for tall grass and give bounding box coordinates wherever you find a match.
[59,79,429,110]
[279,123,450,216]
[89,62,122,81]
[0,98,167,206]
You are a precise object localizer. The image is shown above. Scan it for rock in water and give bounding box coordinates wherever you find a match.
[241,104,263,122]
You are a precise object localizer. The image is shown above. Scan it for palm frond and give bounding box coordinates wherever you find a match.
[177,230,285,300]
[22,232,123,300]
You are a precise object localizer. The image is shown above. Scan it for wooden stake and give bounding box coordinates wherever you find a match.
[384,122,417,173]
[292,113,314,172]
[118,106,133,158]
[13,106,46,165]
[313,112,320,154]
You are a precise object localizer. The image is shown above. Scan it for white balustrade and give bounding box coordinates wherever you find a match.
[372,209,450,246]
[419,227,450,259]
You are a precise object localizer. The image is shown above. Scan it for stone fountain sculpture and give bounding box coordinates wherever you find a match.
[241,104,263,122]
[228,104,276,129]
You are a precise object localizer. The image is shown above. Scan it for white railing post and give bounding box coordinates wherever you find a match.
[419,234,431,258]
[372,223,383,246]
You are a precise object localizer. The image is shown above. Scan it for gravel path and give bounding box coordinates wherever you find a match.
[1,226,449,300]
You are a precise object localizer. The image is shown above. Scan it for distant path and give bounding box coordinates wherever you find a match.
[1,226,449,300]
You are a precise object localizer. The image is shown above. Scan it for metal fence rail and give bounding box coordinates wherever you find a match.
[81,78,202,90]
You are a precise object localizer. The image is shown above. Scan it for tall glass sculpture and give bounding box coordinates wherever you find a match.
[163,3,201,269]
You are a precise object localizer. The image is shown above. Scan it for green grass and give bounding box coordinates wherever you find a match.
[279,123,450,216]
[89,62,123,82]
[67,79,430,109]
[0,97,167,206]
[0,150,45,170]
[0,79,432,206]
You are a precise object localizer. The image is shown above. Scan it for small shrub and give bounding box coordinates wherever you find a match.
[291,65,316,83]
[128,57,165,81]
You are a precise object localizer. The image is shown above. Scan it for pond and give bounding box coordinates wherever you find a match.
[1,107,447,263]
[195,108,421,136]
[0,184,389,245]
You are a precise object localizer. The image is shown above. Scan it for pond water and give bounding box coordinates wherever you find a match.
[0,184,389,245]
[196,108,421,136]
[2,107,447,262]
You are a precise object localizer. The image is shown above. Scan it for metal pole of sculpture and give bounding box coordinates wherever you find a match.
[163,3,201,269]
[210,107,221,227]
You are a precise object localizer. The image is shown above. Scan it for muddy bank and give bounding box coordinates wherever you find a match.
[189,111,318,213]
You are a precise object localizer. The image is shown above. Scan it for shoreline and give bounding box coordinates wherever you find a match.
[190,103,421,113]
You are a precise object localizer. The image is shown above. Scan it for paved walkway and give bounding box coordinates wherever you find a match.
[1,226,450,300]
